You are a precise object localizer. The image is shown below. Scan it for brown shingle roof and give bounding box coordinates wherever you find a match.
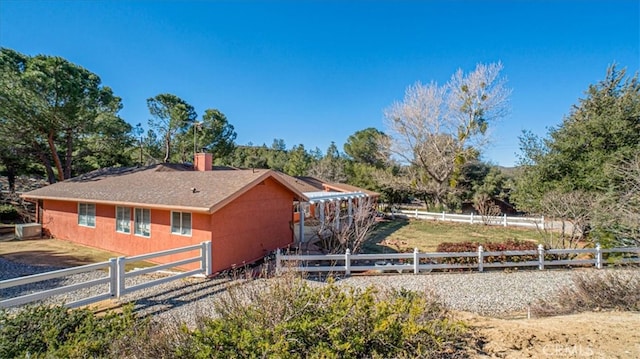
[275,173,324,193]
[274,173,379,197]
[22,164,307,213]
[323,182,379,197]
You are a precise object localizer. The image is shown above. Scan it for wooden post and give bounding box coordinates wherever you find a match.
[478,245,484,272]
[470,212,474,224]
[108,257,117,297]
[116,256,126,298]
[595,243,602,269]
[345,249,351,276]
[538,244,545,270]
[413,248,419,274]
[503,214,507,227]
[201,241,212,276]
[415,208,419,218]
[442,211,445,220]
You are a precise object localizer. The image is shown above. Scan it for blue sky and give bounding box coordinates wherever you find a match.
[1,0,638,167]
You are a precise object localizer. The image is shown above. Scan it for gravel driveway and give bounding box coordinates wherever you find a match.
[2,257,637,328]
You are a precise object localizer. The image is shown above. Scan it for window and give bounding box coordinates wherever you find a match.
[134,208,151,237]
[171,211,192,236]
[78,203,96,227]
[116,206,131,233]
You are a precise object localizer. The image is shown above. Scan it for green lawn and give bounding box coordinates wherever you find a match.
[364,218,544,253]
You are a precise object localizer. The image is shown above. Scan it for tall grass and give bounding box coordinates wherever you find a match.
[532,270,640,316]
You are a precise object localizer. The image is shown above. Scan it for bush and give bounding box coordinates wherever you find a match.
[0,204,18,221]
[0,304,139,358]
[532,270,640,317]
[179,277,471,358]
[435,240,538,265]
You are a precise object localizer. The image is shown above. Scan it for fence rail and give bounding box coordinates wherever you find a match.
[275,244,640,275]
[396,209,545,229]
[0,241,212,309]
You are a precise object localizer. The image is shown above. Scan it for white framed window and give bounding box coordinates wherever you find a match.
[171,211,192,236]
[78,203,96,227]
[134,208,151,237]
[116,206,131,233]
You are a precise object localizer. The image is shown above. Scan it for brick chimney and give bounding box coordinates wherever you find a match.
[194,153,213,171]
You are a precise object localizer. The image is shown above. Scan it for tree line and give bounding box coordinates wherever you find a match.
[2,47,638,247]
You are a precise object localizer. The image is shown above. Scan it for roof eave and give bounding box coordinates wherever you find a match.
[21,194,211,214]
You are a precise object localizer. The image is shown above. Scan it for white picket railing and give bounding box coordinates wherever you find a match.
[396,209,545,229]
[275,245,640,275]
[0,241,212,309]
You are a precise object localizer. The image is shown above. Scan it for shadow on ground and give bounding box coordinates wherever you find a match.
[1,250,99,268]
[362,217,411,253]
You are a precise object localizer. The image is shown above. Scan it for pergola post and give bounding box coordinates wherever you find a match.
[299,202,305,243]
[348,197,353,227]
[319,201,325,228]
[334,200,340,230]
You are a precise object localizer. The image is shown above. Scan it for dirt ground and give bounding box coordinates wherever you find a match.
[3,238,639,358]
[460,311,640,358]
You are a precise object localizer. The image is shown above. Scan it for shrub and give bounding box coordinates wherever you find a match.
[435,240,538,266]
[0,204,18,221]
[180,277,471,358]
[532,270,640,317]
[0,304,139,358]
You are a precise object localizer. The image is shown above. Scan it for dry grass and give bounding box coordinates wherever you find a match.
[532,270,640,317]
[364,218,544,253]
[0,238,154,271]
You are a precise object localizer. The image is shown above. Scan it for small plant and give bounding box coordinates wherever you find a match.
[436,240,538,265]
[532,270,640,317]
[0,304,140,358]
[0,204,18,221]
[181,276,471,358]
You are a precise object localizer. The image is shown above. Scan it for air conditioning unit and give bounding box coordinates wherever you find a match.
[15,223,42,239]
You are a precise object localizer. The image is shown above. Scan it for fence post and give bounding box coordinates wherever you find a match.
[413,248,419,274]
[116,256,126,298]
[442,211,445,221]
[200,241,212,276]
[477,245,484,272]
[595,243,602,269]
[415,208,418,218]
[470,212,474,224]
[345,249,351,276]
[541,215,545,230]
[503,214,507,227]
[275,248,282,275]
[538,244,545,270]
[108,257,117,297]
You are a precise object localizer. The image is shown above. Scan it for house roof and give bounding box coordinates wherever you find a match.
[322,182,379,197]
[22,164,308,214]
[275,173,379,198]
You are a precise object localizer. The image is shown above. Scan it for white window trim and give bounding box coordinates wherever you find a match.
[115,206,131,234]
[78,203,96,228]
[171,211,192,237]
[134,208,151,238]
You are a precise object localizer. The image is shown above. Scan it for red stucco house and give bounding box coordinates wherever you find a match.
[21,154,308,273]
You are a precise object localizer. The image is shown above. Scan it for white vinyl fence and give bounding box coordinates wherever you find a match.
[275,245,640,275]
[0,241,212,309]
[396,209,545,229]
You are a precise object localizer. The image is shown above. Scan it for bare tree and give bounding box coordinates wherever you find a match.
[539,190,595,249]
[314,197,378,254]
[473,193,501,225]
[593,155,640,246]
[383,63,510,207]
